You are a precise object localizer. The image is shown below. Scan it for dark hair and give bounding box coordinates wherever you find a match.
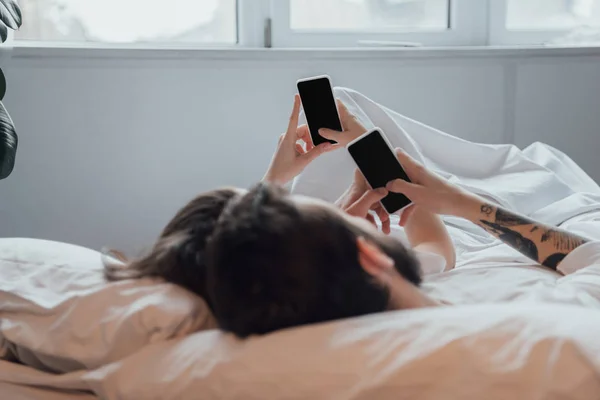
[206,183,420,338]
[104,188,238,308]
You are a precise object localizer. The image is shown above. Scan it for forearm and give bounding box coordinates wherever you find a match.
[455,194,589,270]
[262,173,287,186]
[405,206,456,270]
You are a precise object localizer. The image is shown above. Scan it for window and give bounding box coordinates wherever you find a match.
[490,0,600,45]
[11,0,600,47]
[290,0,450,32]
[271,0,484,47]
[507,0,600,30]
[15,0,238,44]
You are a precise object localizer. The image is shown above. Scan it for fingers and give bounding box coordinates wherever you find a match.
[366,213,376,226]
[285,95,302,141]
[386,178,423,200]
[399,205,416,227]
[295,143,305,155]
[318,128,342,142]
[296,124,309,138]
[346,188,388,217]
[300,142,335,163]
[296,125,314,150]
[318,100,359,145]
[373,204,391,235]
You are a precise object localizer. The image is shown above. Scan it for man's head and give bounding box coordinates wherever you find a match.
[206,183,422,338]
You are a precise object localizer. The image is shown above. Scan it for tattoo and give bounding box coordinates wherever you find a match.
[480,204,494,217]
[495,208,532,227]
[540,229,587,252]
[476,206,588,271]
[480,220,539,262]
[542,253,567,270]
[541,231,552,242]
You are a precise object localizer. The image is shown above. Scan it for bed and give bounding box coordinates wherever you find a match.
[2,88,600,399]
[0,380,96,400]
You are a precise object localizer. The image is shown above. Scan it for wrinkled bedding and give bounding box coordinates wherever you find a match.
[2,87,600,399]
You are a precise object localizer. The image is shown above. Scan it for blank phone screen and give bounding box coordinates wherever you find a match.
[347,130,412,214]
[297,77,341,146]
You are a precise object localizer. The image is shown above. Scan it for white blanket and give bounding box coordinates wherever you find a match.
[293,87,600,267]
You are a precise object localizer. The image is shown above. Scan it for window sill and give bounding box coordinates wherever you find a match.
[3,43,600,62]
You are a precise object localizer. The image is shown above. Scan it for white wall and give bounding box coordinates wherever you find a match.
[1,47,599,253]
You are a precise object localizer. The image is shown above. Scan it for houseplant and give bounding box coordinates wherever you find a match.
[0,0,21,180]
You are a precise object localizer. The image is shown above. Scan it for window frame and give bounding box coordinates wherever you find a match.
[270,0,488,48]
[9,0,600,49]
[238,0,270,47]
[13,0,245,48]
[488,0,575,46]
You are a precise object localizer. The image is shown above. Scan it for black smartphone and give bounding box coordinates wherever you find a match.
[296,75,341,146]
[347,128,412,214]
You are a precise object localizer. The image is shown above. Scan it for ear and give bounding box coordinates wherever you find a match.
[356,237,394,277]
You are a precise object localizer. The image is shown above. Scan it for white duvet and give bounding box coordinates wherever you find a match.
[2,87,600,399]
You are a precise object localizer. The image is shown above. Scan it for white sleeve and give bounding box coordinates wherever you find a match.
[557,241,600,276]
[414,249,447,276]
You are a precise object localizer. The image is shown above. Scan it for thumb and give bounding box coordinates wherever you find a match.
[386,179,423,200]
[318,128,342,142]
[347,188,388,217]
[300,142,335,163]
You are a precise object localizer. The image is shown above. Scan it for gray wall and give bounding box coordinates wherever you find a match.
[1,47,599,253]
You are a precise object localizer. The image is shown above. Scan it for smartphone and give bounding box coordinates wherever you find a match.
[347,128,412,214]
[296,75,341,146]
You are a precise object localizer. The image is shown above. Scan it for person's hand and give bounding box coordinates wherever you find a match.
[336,170,391,234]
[385,149,476,225]
[263,95,335,185]
[318,101,368,146]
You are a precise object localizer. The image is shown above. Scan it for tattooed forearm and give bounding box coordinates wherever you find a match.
[476,203,589,271]
[542,253,567,270]
[480,220,539,262]
[480,204,493,217]
[494,208,533,227]
[540,229,587,252]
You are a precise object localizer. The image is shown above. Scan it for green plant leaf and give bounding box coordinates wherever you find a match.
[0,0,21,30]
[0,101,17,180]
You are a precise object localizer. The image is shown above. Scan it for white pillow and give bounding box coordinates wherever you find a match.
[0,238,215,373]
[82,303,600,400]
